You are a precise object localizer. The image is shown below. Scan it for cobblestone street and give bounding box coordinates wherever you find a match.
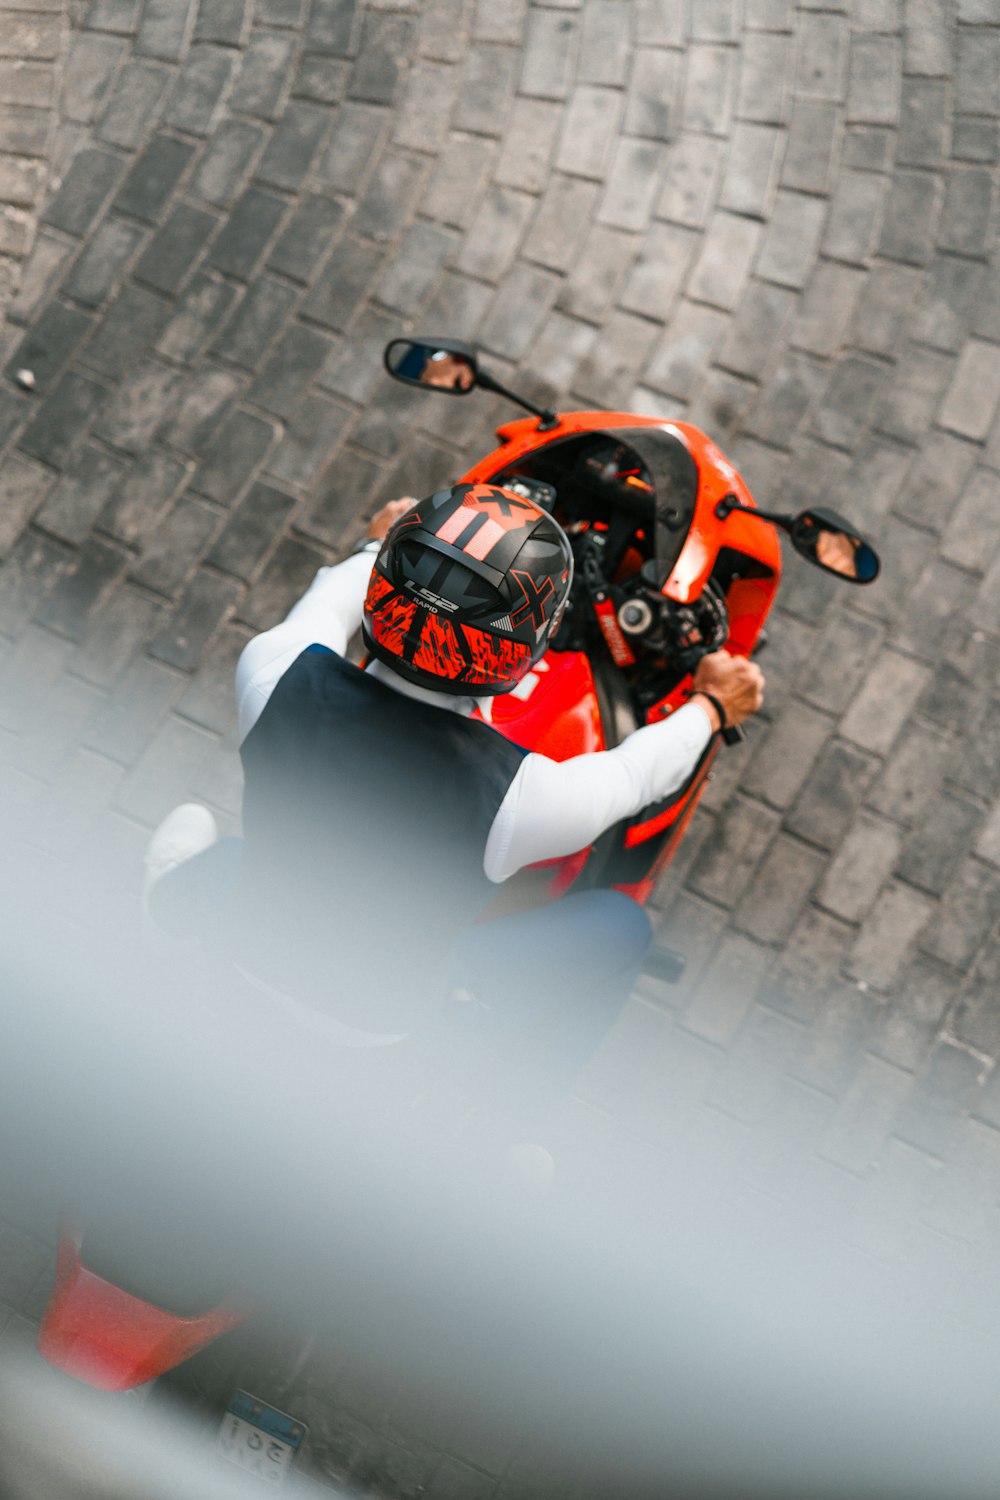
[1,0,999,1494]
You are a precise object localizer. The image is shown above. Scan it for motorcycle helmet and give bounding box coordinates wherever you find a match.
[362,482,573,695]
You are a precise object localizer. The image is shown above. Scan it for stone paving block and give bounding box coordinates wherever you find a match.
[230,31,297,119]
[193,0,247,46]
[351,364,436,459]
[68,583,160,689]
[113,135,196,227]
[898,77,949,168]
[902,0,953,75]
[0,455,50,556]
[60,217,143,310]
[353,149,428,245]
[785,737,881,851]
[687,210,761,312]
[190,119,264,207]
[956,26,1000,116]
[706,1003,805,1126]
[821,1053,916,1172]
[949,694,1000,806]
[163,46,237,137]
[682,43,736,134]
[114,711,220,825]
[454,188,531,285]
[347,12,412,105]
[91,357,180,454]
[830,435,912,532]
[264,395,351,492]
[147,568,242,672]
[720,281,797,383]
[891,557,978,662]
[304,233,384,332]
[688,793,781,907]
[42,148,126,237]
[96,60,172,151]
[743,351,826,447]
[392,59,461,152]
[821,169,885,262]
[191,408,280,507]
[790,261,865,359]
[867,951,956,1075]
[495,96,563,195]
[60,33,122,123]
[878,168,943,264]
[207,187,286,278]
[921,857,1000,971]
[953,115,1000,163]
[892,1042,988,1164]
[911,255,985,356]
[619,222,698,323]
[420,270,494,344]
[847,264,921,360]
[237,533,330,629]
[155,272,239,364]
[594,137,662,232]
[471,0,524,46]
[160,366,242,455]
[571,309,660,407]
[554,84,622,180]
[129,494,223,594]
[84,653,186,762]
[735,832,828,945]
[656,135,724,229]
[840,649,931,755]
[293,56,351,107]
[576,0,630,85]
[876,345,955,446]
[645,299,729,400]
[816,808,903,922]
[795,12,849,102]
[866,718,953,823]
[207,480,298,580]
[812,355,890,451]
[842,123,895,173]
[176,621,249,736]
[938,339,1000,442]
[7,229,73,327]
[623,46,680,142]
[451,41,517,137]
[741,700,831,809]
[255,103,330,194]
[97,447,192,546]
[523,176,600,274]
[210,275,298,369]
[135,200,219,294]
[33,444,123,545]
[247,322,336,418]
[519,8,577,100]
[789,975,880,1097]
[17,370,108,469]
[756,191,826,290]
[846,34,901,124]
[7,300,92,394]
[422,133,495,230]
[0,151,46,207]
[32,534,129,641]
[307,0,359,56]
[555,223,635,323]
[267,194,346,285]
[942,465,1000,569]
[682,930,771,1046]
[736,31,788,126]
[952,940,1000,1059]
[477,262,560,362]
[720,121,783,217]
[764,903,853,1025]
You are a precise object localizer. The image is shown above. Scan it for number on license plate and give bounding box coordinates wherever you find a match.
[217,1390,306,1485]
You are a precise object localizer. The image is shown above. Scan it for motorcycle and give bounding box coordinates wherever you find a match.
[37,336,881,1396]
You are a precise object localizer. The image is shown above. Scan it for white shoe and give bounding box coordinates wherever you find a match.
[142,803,218,929]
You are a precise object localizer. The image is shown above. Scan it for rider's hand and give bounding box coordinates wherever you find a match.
[690,650,764,731]
[366,496,416,540]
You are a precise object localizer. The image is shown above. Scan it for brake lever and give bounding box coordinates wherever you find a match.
[721,724,746,747]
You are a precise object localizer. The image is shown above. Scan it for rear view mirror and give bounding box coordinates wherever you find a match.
[790,508,881,584]
[384,338,478,394]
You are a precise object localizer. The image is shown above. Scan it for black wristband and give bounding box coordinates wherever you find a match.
[693,690,728,732]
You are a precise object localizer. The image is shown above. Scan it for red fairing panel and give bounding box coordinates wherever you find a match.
[38,1232,242,1392]
[477,650,606,760]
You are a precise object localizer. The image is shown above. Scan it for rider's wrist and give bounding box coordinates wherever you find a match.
[687,690,726,734]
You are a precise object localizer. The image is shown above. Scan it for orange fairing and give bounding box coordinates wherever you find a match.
[38,1232,242,1391]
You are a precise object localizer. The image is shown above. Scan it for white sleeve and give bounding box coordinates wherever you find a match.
[483,701,714,883]
[236,550,376,742]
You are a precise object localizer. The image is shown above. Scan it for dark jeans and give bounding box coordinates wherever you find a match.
[150,843,652,1131]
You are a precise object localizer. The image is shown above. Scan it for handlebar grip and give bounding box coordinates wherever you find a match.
[722,723,746,747]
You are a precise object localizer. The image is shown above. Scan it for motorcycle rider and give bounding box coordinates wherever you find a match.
[146,485,764,1136]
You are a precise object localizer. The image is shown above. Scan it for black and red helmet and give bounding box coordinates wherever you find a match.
[362,483,574,696]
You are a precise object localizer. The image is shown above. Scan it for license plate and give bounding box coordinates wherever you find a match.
[217,1390,307,1485]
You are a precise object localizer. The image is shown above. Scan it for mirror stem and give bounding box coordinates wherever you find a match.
[475,369,560,431]
[716,493,794,531]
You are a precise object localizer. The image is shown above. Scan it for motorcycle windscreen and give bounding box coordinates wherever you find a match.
[38,1234,241,1391]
